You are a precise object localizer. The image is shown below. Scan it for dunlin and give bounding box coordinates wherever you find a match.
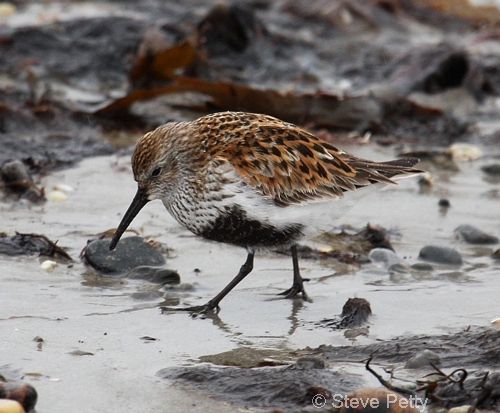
[109,111,422,313]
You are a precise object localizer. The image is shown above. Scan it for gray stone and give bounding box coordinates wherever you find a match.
[1,159,45,202]
[419,245,462,265]
[1,160,31,188]
[438,198,451,208]
[127,266,180,284]
[84,236,166,276]
[369,248,402,268]
[406,349,441,369]
[295,357,325,370]
[481,163,500,176]
[455,224,499,245]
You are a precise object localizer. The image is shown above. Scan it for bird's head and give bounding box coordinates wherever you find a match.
[109,122,190,250]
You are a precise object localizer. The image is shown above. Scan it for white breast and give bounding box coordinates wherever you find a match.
[162,163,387,241]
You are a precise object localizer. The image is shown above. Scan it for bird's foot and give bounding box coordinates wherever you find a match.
[278,278,311,301]
[160,300,220,317]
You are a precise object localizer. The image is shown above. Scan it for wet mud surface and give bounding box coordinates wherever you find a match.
[322,326,500,369]
[160,327,500,411]
[2,1,500,412]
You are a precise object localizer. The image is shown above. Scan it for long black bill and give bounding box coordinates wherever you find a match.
[109,187,150,251]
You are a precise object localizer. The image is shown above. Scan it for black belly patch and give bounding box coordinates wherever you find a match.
[200,205,303,248]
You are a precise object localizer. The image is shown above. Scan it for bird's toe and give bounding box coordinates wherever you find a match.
[278,282,310,302]
[160,301,220,316]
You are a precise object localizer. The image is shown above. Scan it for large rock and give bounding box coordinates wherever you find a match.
[84,236,166,276]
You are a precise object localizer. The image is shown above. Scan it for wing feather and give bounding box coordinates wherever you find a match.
[197,112,422,206]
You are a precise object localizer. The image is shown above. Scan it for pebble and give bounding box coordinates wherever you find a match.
[294,357,325,370]
[438,198,450,208]
[405,349,440,369]
[410,262,434,272]
[369,248,402,269]
[84,236,166,276]
[0,380,37,412]
[0,3,16,18]
[0,399,25,413]
[481,163,500,176]
[45,190,67,202]
[492,249,500,260]
[127,266,180,285]
[449,143,482,160]
[455,224,499,245]
[53,184,74,193]
[40,260,57,272]
[418,172,434,187]
[0,160,45,203]
[419,245,463,265]
[448,406,475,413]
[388,263,410,275]
[1,160,31,190]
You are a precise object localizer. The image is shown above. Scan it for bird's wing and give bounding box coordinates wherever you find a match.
[199,112,421,206]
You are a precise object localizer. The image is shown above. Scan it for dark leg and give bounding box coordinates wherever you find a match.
[278,244,310,301]
[163,250,255,315]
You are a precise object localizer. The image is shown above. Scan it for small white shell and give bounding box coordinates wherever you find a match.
[0,3,16,18]
[448,406,475,413]
[449,143,482,161]
[53,184,74,193]
[41,260,57,272]
[46,190,67,201]
[318,246,333,253]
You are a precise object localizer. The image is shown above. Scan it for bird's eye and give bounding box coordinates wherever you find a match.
[151,167,162,178]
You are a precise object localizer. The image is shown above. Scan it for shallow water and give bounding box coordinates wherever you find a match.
[1,144,499,412]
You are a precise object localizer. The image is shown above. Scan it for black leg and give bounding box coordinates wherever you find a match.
[162,250,255,315]
[278,244,310,301]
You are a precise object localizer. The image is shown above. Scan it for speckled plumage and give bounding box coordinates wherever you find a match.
[110,111,422,313]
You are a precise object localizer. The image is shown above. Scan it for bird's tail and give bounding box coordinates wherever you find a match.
[371,157,424,181]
